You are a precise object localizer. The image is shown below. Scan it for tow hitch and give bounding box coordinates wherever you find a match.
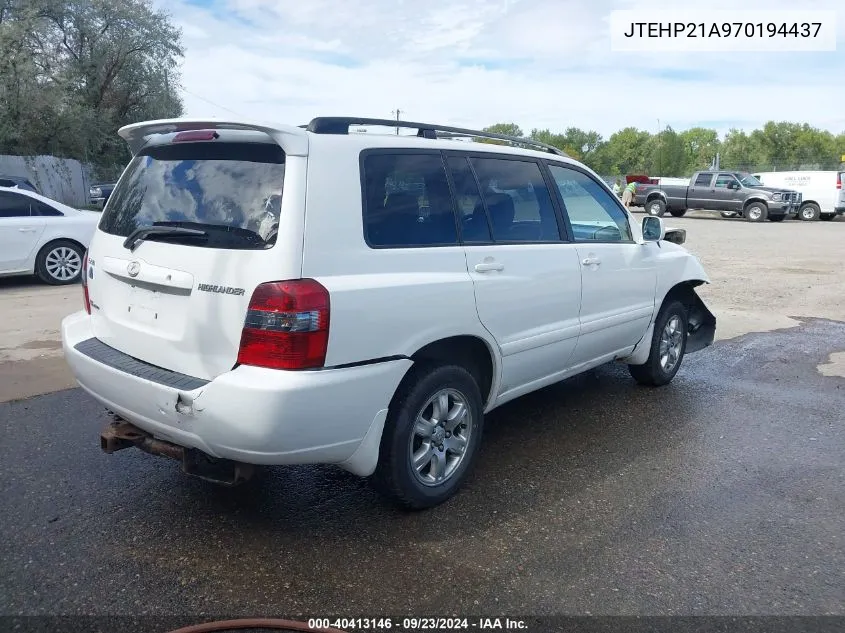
[100,416,255,486]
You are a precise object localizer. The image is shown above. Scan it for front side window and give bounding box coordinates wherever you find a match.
[468,157,560,242]
[547,164,632,242]
[714,174,738,189]
[0,191,32,218]
[363,153,458,247]
[99,142,285,249]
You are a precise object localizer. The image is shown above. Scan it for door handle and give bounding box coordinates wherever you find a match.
[581,257,601,266]
[18,228,37,233]
[474,262,504,273]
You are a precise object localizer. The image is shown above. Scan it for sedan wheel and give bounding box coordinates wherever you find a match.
[36,240,84,285]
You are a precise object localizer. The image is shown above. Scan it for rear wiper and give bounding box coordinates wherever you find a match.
[123,226,208,251]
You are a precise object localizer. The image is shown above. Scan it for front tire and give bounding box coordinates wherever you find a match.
[820,213,834,221]
[646,199,666,217]
[720,211,738,218]
[373,363,484,510]
[744,202,768,223]
[629,300,688,387]
[799,203,820,221]
[669,209,687,217]
[35,240,84,285]
[768,214,786,222]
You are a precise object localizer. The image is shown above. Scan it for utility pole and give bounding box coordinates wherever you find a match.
[657,118,662,178]
[391,109,402,135]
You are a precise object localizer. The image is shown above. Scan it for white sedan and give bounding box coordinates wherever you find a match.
[0,186,100,285]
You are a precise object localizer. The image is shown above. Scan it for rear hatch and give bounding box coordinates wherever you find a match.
[86,134,298,380]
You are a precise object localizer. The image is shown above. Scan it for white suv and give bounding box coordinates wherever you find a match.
[61,116,716,509]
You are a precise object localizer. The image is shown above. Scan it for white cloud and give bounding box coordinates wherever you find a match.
[163,0,845,138]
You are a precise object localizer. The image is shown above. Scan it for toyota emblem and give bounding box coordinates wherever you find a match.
[127,261,140,277]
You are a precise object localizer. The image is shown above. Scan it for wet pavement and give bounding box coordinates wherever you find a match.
[1,319,843,617]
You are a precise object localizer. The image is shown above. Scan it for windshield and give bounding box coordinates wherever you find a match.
[99,141,285,249]
[738,174,762,187]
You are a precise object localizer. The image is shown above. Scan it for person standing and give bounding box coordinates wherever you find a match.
[622,181,637,208]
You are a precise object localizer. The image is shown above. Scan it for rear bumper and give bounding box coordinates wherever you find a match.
[61,311,412,476]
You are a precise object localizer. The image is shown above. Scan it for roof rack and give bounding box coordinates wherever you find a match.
[304,117,568,157]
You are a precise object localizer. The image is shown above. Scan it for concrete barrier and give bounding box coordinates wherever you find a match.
[0,155,89,207]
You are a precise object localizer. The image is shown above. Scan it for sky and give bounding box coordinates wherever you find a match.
[160,0,845,139]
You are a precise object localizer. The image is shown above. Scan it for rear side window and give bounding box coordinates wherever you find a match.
[0,191,31,217]
[99,142,285,250]
[694,173,713,187]
[468,157,560,242]
[363,153,458,247]
[33,202,63,217]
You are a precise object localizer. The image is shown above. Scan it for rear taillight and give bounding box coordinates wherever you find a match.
[837,173,842,189]
[81,251,91,314]
[236,279,330,370]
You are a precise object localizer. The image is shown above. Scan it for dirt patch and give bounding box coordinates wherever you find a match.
[0,356,77,403]
[817,351,845,378]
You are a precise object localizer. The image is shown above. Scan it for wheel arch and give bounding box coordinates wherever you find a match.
[407,335,499,411]
[625,278,715,365]
[743,197,768,208]
[36,236,87,258]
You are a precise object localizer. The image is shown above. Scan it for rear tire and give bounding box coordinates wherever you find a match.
[669,209,687,218]
[35,240,84,285]
[744,202,768,223]
[768,214,786,222]
[372,363,484,510]
[720,211,738,218]
[799,203,821,221]
[646,199,666,217]
[628,300,688,387]
[820,213,834,221]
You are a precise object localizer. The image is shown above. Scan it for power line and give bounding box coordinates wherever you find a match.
[181,88,245,117]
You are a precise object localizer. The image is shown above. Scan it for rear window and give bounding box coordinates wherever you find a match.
[99,141,285,250]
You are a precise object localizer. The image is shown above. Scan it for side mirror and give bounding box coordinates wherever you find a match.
[664,228,686,245]
[729,181,740,190]
[642,216,665,242]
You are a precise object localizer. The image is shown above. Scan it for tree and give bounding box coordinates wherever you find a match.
[680,127,720,172]
[0,0,184,177]
[600,127,652,175]
[647,126,687,176]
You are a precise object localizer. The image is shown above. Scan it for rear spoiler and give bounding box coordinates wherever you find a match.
[117,118,309,157]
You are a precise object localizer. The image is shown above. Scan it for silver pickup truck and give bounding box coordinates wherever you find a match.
[635,171,802,222]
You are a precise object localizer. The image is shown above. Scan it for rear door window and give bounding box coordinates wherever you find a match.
[362,152,458,247]
[468,157,561,242]
[446,156,491,243]
[0,191,32,217]
[694,173,713,187]
[99,142,285,249]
